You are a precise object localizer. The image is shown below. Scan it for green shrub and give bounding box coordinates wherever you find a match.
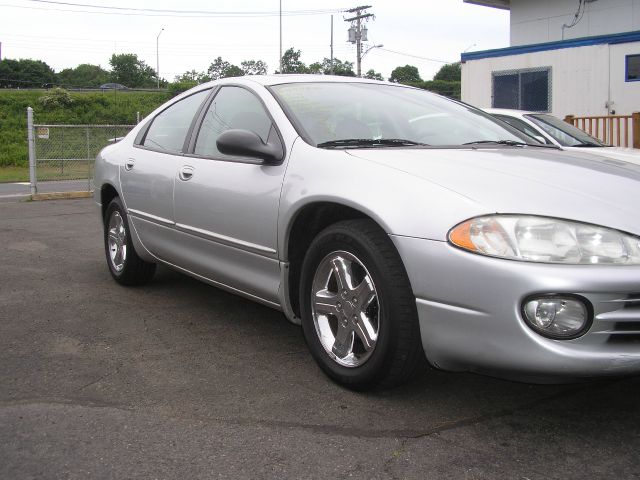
[410,80,461,100]
[39,88,74,109]
[168,81,198,97]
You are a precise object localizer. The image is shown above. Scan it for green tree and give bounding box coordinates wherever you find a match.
[308,57,355,76]
[174,69,210,84]
[364,69,383,81]
[207,57,244,79]
[433,62,461,82]
[224,65,244,77]
[0,58,56,88]
[279,48,308,74]
[57,63,110,88]
[241,60,268,76]
[109,53,157,88]
[389,65,422,84]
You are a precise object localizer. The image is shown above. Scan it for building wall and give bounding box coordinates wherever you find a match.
[510,0,640,46]
[461,41,640,117]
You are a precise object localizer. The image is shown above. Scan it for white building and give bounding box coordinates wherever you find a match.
[461,0,640,118]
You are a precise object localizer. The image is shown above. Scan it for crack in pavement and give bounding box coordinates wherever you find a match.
[0,379,619,441]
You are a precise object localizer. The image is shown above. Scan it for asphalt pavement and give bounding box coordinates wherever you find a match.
[1,198,639,479]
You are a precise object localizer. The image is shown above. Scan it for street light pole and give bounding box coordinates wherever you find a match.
[156,27,164,89]
[360,43,383,77]
[361,43,383,58]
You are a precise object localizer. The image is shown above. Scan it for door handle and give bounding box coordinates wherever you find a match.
[178,165,194,181]
[124,159,135,171]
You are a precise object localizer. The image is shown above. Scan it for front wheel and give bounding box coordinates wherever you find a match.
[104,197,156,286]
[300,219,425,390]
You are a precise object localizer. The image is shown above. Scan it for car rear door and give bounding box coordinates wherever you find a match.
[171,85,287,304]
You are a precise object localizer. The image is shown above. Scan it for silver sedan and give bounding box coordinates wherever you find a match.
[95,76,640,389]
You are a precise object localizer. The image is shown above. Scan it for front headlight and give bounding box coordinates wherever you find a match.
[448,215,640,264]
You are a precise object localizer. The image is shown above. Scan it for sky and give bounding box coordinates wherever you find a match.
[0,0,510,82]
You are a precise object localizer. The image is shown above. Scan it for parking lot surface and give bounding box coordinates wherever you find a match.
[1,198,639,479]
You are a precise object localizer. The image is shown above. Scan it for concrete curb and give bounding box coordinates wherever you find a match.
[31,191,93,201]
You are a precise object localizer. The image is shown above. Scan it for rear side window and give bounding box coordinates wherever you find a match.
[143,89,210,153]
[194,86,273,158]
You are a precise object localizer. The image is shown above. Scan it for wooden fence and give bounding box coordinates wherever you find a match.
[564,112,640,149]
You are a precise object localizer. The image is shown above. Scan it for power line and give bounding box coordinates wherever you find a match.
[378,47,452,64]
[11,1,346,17]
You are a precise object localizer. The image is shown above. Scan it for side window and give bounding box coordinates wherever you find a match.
[626,54,640,82]
[495,115,551,144]
[195,86,273,157]
[143,89,210,153]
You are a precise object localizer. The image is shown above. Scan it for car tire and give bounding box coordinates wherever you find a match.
[300,219,425,390]
[104,197,156,286]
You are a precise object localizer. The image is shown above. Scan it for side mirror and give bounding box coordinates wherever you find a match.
[216,129,284,164]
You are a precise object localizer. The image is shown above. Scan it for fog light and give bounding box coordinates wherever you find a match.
[522,295,591,339]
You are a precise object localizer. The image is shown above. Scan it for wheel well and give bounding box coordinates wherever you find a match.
[100,184,119,220]
[287,202,377,317]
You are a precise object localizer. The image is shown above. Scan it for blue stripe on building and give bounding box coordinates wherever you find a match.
[461,30,640,62]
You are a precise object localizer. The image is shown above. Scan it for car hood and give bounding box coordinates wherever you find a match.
[346,147,640,235]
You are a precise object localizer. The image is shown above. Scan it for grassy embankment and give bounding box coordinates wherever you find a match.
[0,89,169,182]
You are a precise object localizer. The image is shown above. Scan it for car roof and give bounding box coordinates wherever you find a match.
[483,108,541,117]
[201,74,400,88]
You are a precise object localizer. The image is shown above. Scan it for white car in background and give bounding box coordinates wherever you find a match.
[484,108,640,164]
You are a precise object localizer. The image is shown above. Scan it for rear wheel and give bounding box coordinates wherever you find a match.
[104,197,156,286]
[300,219,425,390]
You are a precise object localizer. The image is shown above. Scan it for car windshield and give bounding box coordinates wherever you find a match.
[526,114,606,147]
[269,82,531,148]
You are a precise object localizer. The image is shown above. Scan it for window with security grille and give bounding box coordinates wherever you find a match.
[492,67,551,112]
[626,55,640,82]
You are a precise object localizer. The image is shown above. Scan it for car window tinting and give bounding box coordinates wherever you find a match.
[270,82,530,147]
[143,89,209,154]
[526,114,605,147]
[195,86,273,157]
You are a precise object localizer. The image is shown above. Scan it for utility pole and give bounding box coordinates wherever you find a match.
[330,15,334,75]
[345,5,374,77]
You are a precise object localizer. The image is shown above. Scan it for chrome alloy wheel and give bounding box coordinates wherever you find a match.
[311,250,380,368]
[107,210,127,272]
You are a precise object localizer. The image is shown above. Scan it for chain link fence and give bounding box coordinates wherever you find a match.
[27,107,135,194]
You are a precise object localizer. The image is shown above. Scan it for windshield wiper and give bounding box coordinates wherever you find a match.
[463,139,557,148]
[317,138,429,148]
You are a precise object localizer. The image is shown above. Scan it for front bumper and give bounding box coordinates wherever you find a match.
[391,235,640,381]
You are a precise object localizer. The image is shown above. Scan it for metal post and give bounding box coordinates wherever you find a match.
[156,28,164,89]
[136,111,141,124]
[27,107,37,195]
[86,126,91,192]
[279,0,283,74]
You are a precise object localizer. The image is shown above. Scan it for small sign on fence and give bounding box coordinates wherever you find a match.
[36,127,50,139]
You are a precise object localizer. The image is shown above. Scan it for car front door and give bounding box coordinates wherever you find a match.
[172,85,287,304]
[119,88,211,260]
